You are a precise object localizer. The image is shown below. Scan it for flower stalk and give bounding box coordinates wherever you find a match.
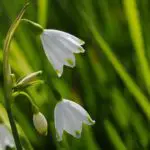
[12,91,48,136]
[3,2,29,150]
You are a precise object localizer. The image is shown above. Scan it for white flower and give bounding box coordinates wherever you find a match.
[54,99,95,141]
[0,124,15,149]
[40,29,85,77]
[33,112,48,135]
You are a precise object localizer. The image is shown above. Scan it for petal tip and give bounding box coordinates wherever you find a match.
[87,116,95,125]
[74,130,81,139]
[78,47,85,53]
[80,40,85,45]
[56,69,63,77]
[65,58,75,67]
[56,131,63,142]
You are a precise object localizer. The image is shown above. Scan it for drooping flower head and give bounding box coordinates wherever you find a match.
[40,30,85,77]
[54,99,95,141]
[22,19,85,77]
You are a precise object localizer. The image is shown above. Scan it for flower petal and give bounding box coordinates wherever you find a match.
[54,102,64,141]
[0,124,15,149]
[64,99,95,125]
[63,105,82,138]
[49,36,76,68]
[44,29,85,46]
[40,33,63,77]
[57,36,85,54]
[44,29,85,53]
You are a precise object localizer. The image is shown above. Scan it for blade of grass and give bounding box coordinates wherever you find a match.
[81,0,150,118]
[104,120,127,150]
[123,0,150,92]
[89,23,150,119]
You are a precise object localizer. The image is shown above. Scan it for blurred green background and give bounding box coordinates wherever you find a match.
[0,0,150,149]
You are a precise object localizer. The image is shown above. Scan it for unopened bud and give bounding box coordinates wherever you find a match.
[33,112,48,136]
[14,71,42,89]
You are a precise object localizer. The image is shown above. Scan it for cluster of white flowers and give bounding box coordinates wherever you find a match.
[39,29,95,141]
[2,9,95,150]
[17,20,95,142]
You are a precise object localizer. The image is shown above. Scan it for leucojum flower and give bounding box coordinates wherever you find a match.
[22,19,85,77]
[22,19,95,141]
[40,29,85,77]
[54,99,95,141]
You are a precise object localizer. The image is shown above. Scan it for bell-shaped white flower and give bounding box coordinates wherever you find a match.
[40,30,85,77]
[54,99,95,141]
[33,112,48,136]
[0,124,15,149]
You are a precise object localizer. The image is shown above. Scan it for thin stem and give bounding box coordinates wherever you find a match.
[5,100,22,149]
[3,2,29,150]
[12,91,39,113]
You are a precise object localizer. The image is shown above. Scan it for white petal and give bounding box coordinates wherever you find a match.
[44,29,85,46]
[56,36,85,54]
[63,104,82,138]
[64,99,95,125]
[40,33,63,77]
[0,124,15,149]
[48,36,76,68]
[4,138,14,148]
[54,102,64,141]
[44,29,85,53]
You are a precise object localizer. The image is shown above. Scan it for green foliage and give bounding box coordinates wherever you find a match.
[0,0,150,149]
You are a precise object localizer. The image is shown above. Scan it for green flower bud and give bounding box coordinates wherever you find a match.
[33,112,48,136]
[14,70,42,90]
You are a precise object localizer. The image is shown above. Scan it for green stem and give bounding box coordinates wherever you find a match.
[5,102,22,149]
[12,91,39,113]
[3,2,29,150]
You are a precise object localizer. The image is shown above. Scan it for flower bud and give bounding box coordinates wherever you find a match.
[14,71,43,90]
[33,112,48,136]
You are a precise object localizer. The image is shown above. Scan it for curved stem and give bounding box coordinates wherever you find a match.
[3,2,29,150]
[12,91,39,113]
